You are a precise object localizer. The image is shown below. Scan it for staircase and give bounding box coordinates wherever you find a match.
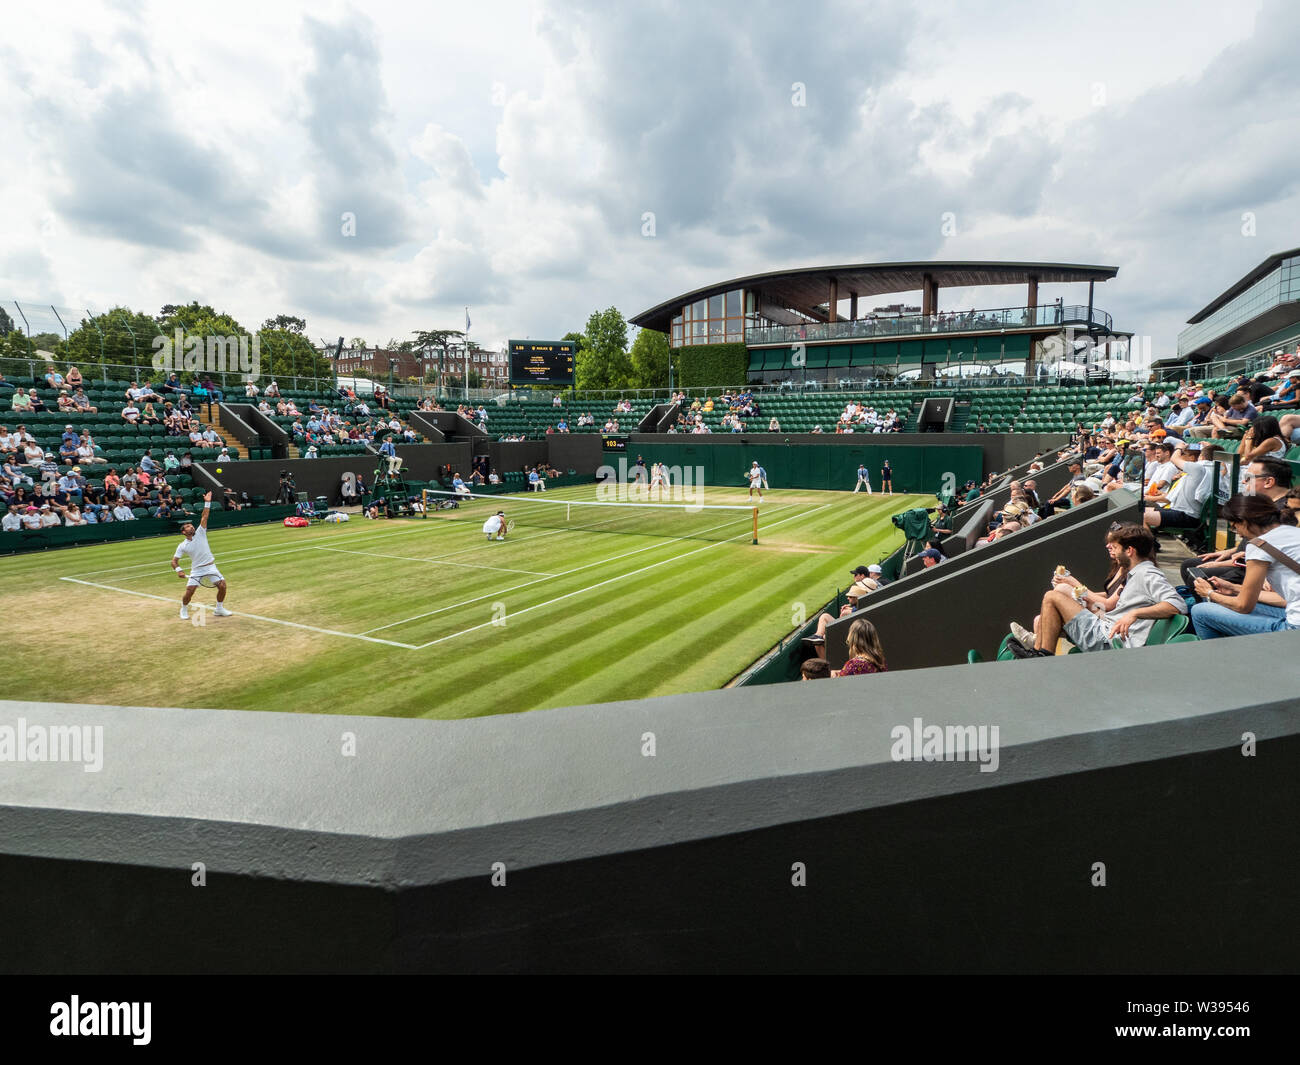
[205,409,248,459]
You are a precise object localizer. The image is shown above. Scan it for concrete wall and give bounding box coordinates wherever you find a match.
[201,443,473,502]
[490,440,548,475]
[2,637,1296,973]
[545,433,606,476]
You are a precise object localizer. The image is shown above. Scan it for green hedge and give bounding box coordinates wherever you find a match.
[674,343,748,388]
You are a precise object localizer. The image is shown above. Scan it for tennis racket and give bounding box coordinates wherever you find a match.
[190,573,220,588]
[506,519,516,533]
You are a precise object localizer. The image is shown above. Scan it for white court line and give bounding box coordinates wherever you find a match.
[411,504,832,649]
[312,545,554,577]
[357,509,774,635]
[57,577,420,649]
[58,520,460,579]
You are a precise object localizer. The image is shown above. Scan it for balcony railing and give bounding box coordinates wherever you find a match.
[745,304,1113,346]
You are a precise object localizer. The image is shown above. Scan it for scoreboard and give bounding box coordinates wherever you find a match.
[601,435,627,453]
[508,340,576,385]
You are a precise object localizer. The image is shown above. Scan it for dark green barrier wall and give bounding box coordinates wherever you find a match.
[623,441,980,495]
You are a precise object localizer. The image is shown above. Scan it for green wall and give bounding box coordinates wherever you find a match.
[674,342,748,387]
[628,442,980,495]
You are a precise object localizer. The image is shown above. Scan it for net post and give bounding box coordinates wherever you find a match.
[752,506,758,545]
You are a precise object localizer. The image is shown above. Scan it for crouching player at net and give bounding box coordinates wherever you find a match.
[173,491,231,619]
[483,509,513,541]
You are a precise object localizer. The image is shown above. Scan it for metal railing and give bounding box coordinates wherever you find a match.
[744,304,1113,346]
[0,355,338,396]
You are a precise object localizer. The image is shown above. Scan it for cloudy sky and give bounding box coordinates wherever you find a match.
[1,0,1295,357]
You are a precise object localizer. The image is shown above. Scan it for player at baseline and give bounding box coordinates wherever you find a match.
[173,491,231,619]
[747,461,764,502]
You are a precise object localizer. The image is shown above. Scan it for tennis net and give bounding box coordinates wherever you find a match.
[422,490,761,543]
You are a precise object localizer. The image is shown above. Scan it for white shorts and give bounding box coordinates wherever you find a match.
[187,565,224,587]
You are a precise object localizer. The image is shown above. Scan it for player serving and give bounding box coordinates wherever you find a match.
[173,491,231,619]
[483,508,508,541]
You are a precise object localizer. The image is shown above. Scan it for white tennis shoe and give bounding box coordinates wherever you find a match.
[213,604,232,617]
[179,604,189,620]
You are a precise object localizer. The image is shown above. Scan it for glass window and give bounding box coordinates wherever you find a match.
[709,294,724,319]
[672,314,683,327]
[693,300,707,321]
[709,319,724,340]
[727,290,742,316]
[692,320,706,340]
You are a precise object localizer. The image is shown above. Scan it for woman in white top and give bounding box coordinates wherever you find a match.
[1192,493,1300,638]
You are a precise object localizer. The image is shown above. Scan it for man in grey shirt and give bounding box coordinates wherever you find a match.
[1012,523,1187,655]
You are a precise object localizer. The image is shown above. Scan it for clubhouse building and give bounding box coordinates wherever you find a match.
[1177,246,1300,367]
[632,260,1127,386]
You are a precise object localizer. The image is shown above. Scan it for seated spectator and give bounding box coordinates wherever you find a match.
[1144,442,1217,531]
[528,467,546,491]
[1190,494,1300,638]
[20,505,42,530]
[64,365,83,388]
[2,503,22,531]
[488,470,500,484]
[10,389,33,412]
[1006,523,1185,656]
[832,618,889,677]
[800,658,831,680]
[62,503,86,526]
[265,380,281,398]
[112,501,136,521]
[806,577,877,658]
[245,381,260,397]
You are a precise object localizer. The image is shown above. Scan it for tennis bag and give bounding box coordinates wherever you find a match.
[283,516,310,527]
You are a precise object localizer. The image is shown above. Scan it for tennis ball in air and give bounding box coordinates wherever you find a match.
[216,467,223,473]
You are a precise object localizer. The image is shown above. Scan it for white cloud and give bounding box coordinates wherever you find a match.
[0,0,1293,362]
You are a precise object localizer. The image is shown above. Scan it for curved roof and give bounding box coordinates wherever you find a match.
[631,260,1119,333]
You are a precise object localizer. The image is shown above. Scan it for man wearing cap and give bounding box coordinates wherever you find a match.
[853,462,873,493]
[1144,441,1214,531]
[1259,370,1300,413]
[917,547,944,567]
[806,578,876,658]
[1042,460,1085,515]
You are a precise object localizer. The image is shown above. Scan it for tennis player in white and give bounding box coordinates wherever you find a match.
[746,461,764,501]
[483,509,507,541]
[173,491,231,619]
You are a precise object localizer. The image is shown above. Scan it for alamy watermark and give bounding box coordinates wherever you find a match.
[151,328,261,381]
[596,459,705,510]
[0,717,104,772]
[890,715,999,773]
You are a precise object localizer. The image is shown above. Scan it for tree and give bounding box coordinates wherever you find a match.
[412,329,465,392]
[576,307,633,391]
[64,307,163,368]
[348,337,368,350]
[0,305,14,335]
[628,328,670,389]
[262,314,307,334]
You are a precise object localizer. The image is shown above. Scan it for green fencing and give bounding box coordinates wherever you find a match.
[627,442,980,495]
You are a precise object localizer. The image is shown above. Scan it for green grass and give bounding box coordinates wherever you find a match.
[0,484,929,718]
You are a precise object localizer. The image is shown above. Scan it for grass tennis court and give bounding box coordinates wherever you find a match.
[0,484,931,718]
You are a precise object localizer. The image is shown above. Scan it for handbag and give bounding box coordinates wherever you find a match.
[1247,536,1300,576]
